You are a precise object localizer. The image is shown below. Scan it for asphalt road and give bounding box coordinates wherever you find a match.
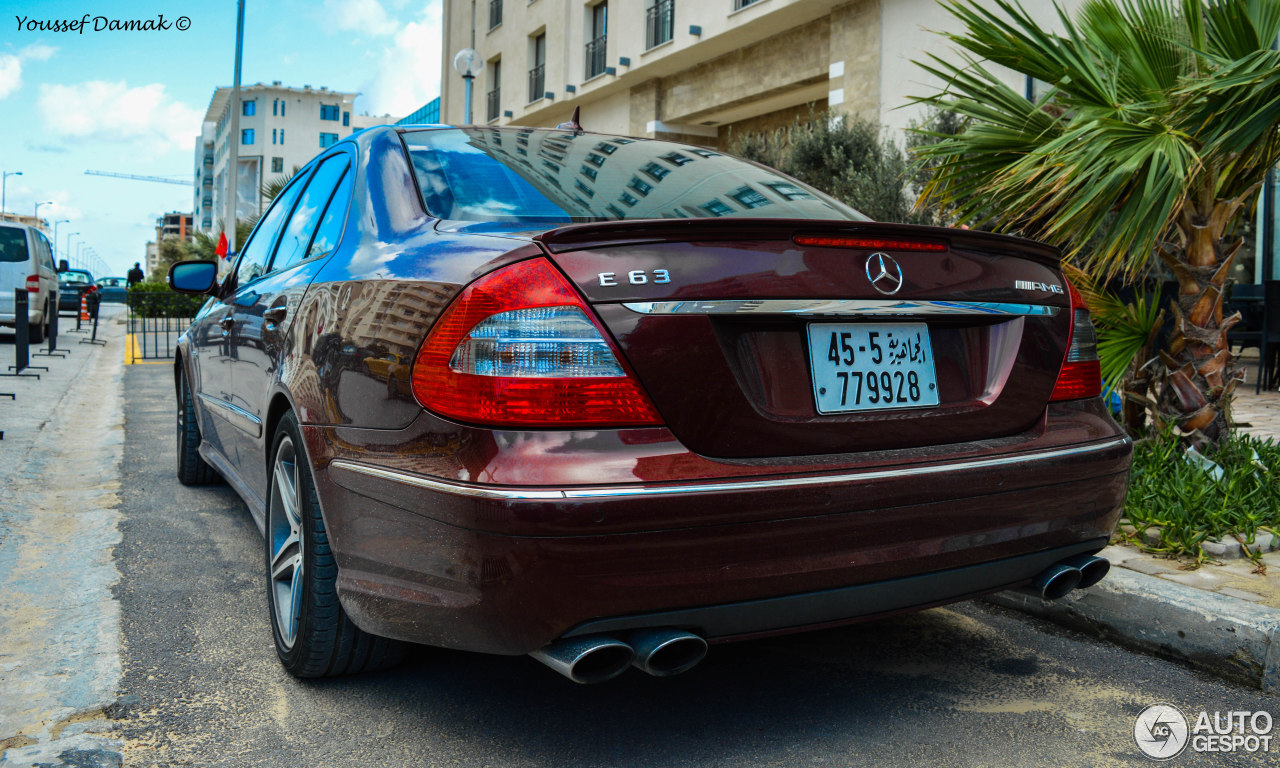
[114,364,1278,767]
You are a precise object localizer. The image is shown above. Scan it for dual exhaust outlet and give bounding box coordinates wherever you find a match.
[530,628,708,684]
[1020,554,1110,601]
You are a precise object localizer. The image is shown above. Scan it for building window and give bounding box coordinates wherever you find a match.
[641,161,669,181]
[574,180,595,197]
[690,148,721,158]
[280,128,285,144]
[272,128,277,145]
[242,128,254,145]
[320,132,339,148]
[272,99,278,116]
[343,111,350,127]
[243,99,255,116]
[763,181,814,200]
[733,0,763,9]
[580,165,598,180]
[585,152,607,167]
[280,100,286,117]
[700,199,733,216]
[489,0,503,29]
[585,3,608,79]
[729,185,771,209]
[594,142,618,155]
[618,191,638,207]
[272,157,284,173]
[529,33,546,102]
[627,177,653,196]
[487,60,502,122]
[320,104,340,121]
[645,0,673,50]
[660,151,694,166]
[605,204,625,218]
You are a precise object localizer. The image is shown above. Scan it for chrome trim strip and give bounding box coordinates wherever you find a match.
[329,437,1129,501]
[621,299,1059,317]
[197,392,263,438]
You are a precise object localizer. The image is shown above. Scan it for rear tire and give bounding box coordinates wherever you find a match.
[266,412,407,678]
[176,367,219,485]
[29,301,47,345]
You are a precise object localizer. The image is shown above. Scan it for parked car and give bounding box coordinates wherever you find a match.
[57,268,95,313]
[0,220,57,343]
[94,276,129,303]
[168,124,1132,683]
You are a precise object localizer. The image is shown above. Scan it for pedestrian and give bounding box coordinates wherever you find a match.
[127,262,145,287]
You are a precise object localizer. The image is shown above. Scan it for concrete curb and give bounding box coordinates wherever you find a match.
[988,567,1280,693]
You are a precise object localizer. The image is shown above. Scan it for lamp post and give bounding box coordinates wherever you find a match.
[34,200,53,222]
[1,170,21,216]
[67,233,80,270]
[453,48,484,124]
[52,219,69,260]
[225,0,246,256]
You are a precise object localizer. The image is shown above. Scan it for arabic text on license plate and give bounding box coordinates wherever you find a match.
[806,322,940,413]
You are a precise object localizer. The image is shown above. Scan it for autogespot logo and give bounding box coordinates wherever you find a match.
[1135,704,1190,760]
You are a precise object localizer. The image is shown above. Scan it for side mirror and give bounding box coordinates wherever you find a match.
[169,260,218,294]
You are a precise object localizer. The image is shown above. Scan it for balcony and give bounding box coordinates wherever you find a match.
[584,35,607,80]
[646,0,673,49]
[486,88,501,122]
[489,0,502,30]
[528,64,545,103]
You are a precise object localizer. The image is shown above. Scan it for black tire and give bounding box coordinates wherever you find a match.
[176,367,220,485]
[266,412,406,678]
[29,300,47,345]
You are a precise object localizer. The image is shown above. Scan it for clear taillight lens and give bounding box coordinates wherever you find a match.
[1050,281,1102,401]
[448,306,626,378]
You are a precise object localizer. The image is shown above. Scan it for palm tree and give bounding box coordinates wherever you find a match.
[912,0,1280,446]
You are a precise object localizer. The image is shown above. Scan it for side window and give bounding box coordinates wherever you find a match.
[305,165,353,261]
[35,232,53,270]
[234,172,309,289]
[271,155,349,273]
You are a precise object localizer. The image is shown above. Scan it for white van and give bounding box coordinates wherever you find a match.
[0,221,58,343]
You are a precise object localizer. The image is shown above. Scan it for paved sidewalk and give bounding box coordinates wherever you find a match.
[0,307,127,767]
[993,381,1280,693]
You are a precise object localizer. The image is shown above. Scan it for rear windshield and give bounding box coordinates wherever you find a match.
[400,128,869,225]
[0,227,29,263]
[60,271,90,284]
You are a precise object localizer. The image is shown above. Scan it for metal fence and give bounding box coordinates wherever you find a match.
[646,0,673,50]
[585,35,607,80]
[127,292,204,360]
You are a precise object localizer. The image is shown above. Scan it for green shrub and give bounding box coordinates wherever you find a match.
[1122,428,1280,565]
[127,281,208,318]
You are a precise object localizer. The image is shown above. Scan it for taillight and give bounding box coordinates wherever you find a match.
[411,258,663,427]
[25,275,39,293]
[1050,280,1101,401]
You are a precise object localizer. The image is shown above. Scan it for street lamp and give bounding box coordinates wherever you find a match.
[453,48,484,124]
[1,170,21,216]
[66,233,80,270]
[34,200,53,221]
[52,219,69,260]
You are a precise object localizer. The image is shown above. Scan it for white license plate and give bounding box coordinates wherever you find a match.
[806,322,940,413]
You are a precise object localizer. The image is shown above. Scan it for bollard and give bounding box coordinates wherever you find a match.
[33,298,68,358]
[3,289,44,379]
[79,290,106,346]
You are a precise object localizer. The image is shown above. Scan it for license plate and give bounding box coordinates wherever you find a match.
[806,322,940,413]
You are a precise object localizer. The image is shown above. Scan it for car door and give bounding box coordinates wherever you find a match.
[229,152,354,498]
[201,172,310,476]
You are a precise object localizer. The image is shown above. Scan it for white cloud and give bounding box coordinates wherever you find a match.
[0,43,57,100]
[5,183,84,224]
[355,2,443,118]
[36,81,202,153]
[325,0,399,36]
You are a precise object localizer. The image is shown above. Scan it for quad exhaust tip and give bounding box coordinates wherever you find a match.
[530,629,709,683]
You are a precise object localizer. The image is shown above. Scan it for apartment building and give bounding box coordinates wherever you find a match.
[193,82,394,233]
[441,0,1094,147]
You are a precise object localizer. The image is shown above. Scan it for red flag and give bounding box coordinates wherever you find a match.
[216,231,229,259]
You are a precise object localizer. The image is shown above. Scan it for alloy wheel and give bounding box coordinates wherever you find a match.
[268,435,305,649]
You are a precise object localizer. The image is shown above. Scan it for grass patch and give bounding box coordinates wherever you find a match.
[1120,428,1280,567]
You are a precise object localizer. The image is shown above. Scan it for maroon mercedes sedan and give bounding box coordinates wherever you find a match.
[168,123,1131,683]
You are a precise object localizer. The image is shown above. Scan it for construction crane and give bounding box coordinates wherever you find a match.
[85,170,192,186]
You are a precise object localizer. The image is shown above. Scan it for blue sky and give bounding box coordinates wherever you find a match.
[1,0,442,277]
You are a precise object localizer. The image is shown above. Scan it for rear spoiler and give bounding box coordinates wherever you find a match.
[531,218,1063,268]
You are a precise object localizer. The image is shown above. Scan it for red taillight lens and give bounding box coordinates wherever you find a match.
[1050,280,1101,401]
[793,235,948,251]
[25,275,39,293]
[411,258,663,427]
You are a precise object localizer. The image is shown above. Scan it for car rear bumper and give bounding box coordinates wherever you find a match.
[309,428,1130,655]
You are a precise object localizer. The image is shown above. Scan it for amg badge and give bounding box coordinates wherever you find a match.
[1015,280,1065,294]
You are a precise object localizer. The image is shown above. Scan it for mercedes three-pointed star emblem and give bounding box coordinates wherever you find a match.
[865,252,904,295]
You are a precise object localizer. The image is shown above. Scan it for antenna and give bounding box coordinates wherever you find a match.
[556,106,584,133]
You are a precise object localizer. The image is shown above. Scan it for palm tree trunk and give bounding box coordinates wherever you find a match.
[1153,194,1251,446]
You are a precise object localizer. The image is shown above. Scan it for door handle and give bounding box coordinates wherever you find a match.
[219,314,235,336]
[263,306,288,322]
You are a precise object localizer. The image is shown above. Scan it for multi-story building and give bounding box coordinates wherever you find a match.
[156,211,193,243]
[194,82,395,233]
[440,0,1088,146]
[396,97,441,126]
[0,213,49,233]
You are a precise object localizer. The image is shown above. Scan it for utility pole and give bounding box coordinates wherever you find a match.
[225,0,246,256]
